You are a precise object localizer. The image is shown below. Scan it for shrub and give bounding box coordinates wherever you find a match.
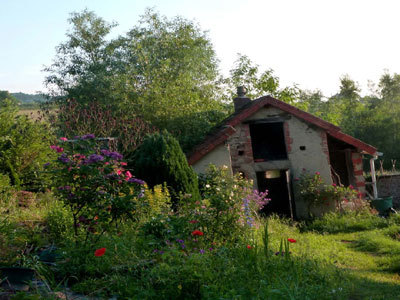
[50,135,145,243]
[0,173,13,204]
[132,130,200,204]
[296,170,365,213]
[0,99,55,190]
[42,99,157,161]
[183,164,270,242]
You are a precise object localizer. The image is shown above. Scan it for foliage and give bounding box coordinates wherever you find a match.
[224,54,302,107]
[44,99,157,161]
[44,9,228,152]
[296,170,363,213]
[50,135,145,243]
[0,98,55,190]
[132,130,200,204]
[304,211,388,234]
[190,164,270,242]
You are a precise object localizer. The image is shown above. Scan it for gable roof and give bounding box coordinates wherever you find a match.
[188,95,377,165]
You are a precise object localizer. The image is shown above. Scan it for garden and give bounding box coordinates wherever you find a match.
[1,97,400,299]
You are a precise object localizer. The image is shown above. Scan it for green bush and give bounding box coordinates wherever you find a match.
[0,99,55,190]
[132,130,200,204]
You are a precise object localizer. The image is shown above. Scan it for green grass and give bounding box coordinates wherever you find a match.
[2,196,400,299]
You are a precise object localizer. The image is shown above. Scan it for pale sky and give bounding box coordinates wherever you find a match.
[1,0,400,97]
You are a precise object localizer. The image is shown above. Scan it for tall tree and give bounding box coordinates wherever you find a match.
[44,9,227,152]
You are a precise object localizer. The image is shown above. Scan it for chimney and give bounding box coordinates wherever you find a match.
[233,86,251,112]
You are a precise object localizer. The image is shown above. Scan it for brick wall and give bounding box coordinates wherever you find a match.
[351,152,366,197]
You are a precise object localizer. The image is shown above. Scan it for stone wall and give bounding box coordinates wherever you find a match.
[376,174,400,208]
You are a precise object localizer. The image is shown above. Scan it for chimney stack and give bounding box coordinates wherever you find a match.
[233,86,251,112]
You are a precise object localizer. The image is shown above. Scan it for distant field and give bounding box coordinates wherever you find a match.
[17,108,42,120]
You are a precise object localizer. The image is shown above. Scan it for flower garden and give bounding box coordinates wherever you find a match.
[1,133,400,299]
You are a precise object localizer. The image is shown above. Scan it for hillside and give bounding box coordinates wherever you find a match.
[11,92,46,103]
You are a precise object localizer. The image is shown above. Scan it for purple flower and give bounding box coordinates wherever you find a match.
[128,178,145,185]
[58,154,70,164]
[176,239,184,244]
[85,154,104,164]
[100,149,111,156]
[199,249,205,254]
[44,162,50,168]
[81,134,95,140]
[109,151,123,160]
[209,248,213,251]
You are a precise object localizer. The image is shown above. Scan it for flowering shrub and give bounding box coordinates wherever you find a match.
[50,135,146,242]
[186,165,270,242]
[296,170,361,213]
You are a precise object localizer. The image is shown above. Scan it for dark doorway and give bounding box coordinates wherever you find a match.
[249,122,287,161]
[327,135,355,186]
[256,170,295,218]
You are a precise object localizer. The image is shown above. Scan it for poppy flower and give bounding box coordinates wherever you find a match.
[287,238,296,243]
[247,245,252,249]
[191,230,204,236]
[94,248,106,257]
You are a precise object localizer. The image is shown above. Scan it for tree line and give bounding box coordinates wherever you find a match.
[42,8,400,167]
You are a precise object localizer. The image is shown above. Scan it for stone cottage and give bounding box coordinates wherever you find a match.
[188,88,378,218]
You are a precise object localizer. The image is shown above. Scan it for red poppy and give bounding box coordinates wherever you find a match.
[94,248,106,257]
[287,238,296,243]
[189,220,198,224]
[247,245,252,249]
[191,230,204,236]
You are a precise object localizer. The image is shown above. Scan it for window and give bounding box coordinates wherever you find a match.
[249,122,287,161]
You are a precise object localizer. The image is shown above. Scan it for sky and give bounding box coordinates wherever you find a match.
[1,0,400,97]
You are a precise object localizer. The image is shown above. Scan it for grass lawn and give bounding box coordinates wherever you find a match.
[2,195,400,299]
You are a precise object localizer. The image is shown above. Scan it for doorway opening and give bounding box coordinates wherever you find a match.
[256,169,295,218]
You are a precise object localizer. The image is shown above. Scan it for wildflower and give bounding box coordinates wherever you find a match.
[287,238,296,243]
[94,215,99,221]
[120,162,127,166]
[349,185,354,189]
[191,230,204,236]
[247,245,252,249]
[128,178,145,185]
[81,134,95,140]
[60,137,68,141]
[209,248,213,251]
[94,248,106,257]
[176,239,184,244]
[332,183,337,187]
[199,249,205,254]
[315,171,320,175]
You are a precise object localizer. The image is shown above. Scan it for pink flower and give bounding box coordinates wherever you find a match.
[315,172,320,175]
[125,171,132,179]
[60,137,68,141]
[117,169,122,175]
[349,185,354,189]
[120,162,127,166]
[332,183,337,187]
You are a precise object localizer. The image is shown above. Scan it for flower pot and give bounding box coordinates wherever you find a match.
[0,267,35,291]
[371,196,393,215]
